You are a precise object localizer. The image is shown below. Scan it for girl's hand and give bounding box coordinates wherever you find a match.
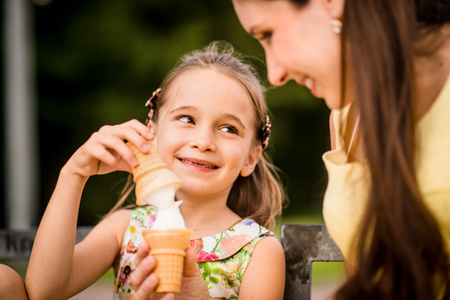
[65,120,154,179]
[131,242,209,300]
[131,242,173,300]
[177,247,210,300]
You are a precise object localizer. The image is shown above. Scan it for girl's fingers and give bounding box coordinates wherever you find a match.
[133,272,159,300]
[92,132,139,168]
[99,120,154,152]
[177,248,210,298]
[183,247,200,276]
[131,242,176,300]
[131,246,205,300]
[80,120,154,174]
[135,242,150,267]
[67,119,154,178]
[131,243,156,297]
[95,120,156,168]
[127,119,155,141]
[132,255,154,287]
[159,293,175,300]
[74,132,134,175]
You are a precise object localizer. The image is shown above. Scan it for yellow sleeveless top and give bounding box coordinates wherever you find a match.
[322,75,450,264]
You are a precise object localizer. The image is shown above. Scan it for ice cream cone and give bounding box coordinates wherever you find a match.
[142,228,193,293]
[127,141,182,206]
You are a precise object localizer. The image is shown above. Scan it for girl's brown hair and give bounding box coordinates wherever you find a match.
[334,0,450,299]
[111,41,285,230]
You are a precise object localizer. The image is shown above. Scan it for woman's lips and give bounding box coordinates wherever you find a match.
[297,76,317,97]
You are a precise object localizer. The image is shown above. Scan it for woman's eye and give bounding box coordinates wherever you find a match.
[177,115,195,124]
[220,125,238,135]
[255,31,272,42]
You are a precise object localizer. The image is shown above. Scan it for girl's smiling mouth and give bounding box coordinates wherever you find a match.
[178,157,219,170]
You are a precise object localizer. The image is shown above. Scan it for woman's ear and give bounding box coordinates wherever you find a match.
[322,0,345,19]
[240,145,263,177]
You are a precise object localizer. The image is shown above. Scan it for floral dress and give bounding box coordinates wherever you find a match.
[113,206,274,299]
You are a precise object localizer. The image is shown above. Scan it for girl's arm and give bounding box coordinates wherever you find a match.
[25,120,153,299]
[238,236,286,300]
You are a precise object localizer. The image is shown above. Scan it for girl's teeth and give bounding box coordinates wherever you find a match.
[183,159,215,169]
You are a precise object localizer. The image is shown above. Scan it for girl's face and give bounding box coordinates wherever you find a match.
[232,0,346,109]
[154,69,261,200]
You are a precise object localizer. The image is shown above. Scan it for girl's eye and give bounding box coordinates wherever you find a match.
[220,125,238,135]
[177,115,195,124]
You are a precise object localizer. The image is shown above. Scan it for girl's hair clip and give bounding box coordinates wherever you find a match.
[145,88,161,124]
[260,115,271,151]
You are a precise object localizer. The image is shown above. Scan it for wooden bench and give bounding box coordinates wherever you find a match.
[1,224,343,299]
[0,227,92,260]
[280,224,344,300]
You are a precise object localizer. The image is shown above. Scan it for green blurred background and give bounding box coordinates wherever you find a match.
[1,0,331,228]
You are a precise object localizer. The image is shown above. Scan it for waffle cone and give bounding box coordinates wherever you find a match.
[142,228,193,293]
[127,141,182,206]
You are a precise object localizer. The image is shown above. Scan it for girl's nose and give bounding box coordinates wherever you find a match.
[266,53,288,86]
[190,129,216,152]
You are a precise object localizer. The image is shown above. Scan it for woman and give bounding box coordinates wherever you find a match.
[232,0,450,299]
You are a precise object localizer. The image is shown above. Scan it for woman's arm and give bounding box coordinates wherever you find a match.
[238,236,286,300]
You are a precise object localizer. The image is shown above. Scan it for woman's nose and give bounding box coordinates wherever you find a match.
[266,53,288,86]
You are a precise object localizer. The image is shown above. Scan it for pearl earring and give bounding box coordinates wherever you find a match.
[331,19,342,34]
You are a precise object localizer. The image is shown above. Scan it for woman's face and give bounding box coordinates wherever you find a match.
[232,0,345,109]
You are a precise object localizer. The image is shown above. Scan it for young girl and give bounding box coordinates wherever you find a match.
[25,41,286,300]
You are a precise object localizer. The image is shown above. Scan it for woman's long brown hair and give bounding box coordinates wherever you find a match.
[333,0,450,299]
